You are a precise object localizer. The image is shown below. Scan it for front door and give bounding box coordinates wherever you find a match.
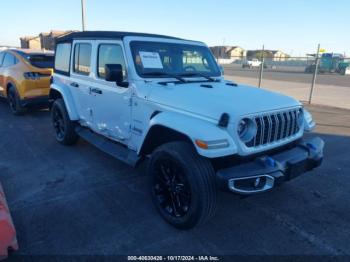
[89,41,132,142]
[69,41,94,126]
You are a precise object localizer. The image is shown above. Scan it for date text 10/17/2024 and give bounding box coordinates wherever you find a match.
[127,256,220,261]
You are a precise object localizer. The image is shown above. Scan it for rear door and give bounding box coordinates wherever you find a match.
[69,41,94,126]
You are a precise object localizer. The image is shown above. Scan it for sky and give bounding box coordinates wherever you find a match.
[0,0,349,56]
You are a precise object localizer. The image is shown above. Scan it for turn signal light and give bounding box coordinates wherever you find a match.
[195,140,208,149]
[195,139,229,150]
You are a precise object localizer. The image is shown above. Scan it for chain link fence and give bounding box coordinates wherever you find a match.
[214,48,350,109]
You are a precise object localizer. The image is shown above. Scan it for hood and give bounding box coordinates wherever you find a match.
[148,81,301,121]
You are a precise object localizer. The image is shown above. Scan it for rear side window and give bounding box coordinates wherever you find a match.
[2,53,18,67]
[97,44,127,79]
[55,43,72,74]
[73,43,92,76]
[0,52,5,67]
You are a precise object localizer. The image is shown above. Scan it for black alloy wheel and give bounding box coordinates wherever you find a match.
[149,142,217,229]
[52,105,66,141]
[51,99,79,145]
[7,86,25,115]
[7,90,17,113]
[153,155,192,218]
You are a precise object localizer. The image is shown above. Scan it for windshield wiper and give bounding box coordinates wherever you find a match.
[142,72,187,83]
[177,72,219,82]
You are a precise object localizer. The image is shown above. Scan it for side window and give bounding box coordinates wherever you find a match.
[73,43,92,76]
[55,43,71,74]
[2,53,17,67]
[0,52,4,67]
[97,44,127,80]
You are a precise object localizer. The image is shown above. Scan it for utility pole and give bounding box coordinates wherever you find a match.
[308,44,320,104]
[258,44,265,88]
[81,0,86,31]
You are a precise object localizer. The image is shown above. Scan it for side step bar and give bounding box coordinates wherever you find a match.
[75,127,141,167]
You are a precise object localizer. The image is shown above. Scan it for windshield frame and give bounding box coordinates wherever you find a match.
[129,40,221,79]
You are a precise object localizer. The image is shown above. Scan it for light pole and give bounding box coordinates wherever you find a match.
[308,44,320,104]
[81,0,86,31]
[258,45,265,88]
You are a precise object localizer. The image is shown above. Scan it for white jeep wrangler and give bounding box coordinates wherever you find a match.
[49,31,324,229]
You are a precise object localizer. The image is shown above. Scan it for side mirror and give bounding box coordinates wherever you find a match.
[105,64,128,87]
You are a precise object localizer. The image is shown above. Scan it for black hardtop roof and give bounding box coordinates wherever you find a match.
[56,31,184,43]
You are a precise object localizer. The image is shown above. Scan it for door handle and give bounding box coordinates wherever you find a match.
[70,82,79,88]
[90,87,103,95]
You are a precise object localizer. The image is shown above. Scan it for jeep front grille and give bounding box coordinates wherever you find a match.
[245,108,302,148]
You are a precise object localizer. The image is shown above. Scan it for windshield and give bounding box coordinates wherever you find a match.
[130,41,221,78]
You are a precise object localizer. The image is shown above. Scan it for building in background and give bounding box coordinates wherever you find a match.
[247,50,290,61]
[20,36,41,49]
[20,30,73,50]
[210,46,246,60]
[40,30,73,50]
[225,46,246,60]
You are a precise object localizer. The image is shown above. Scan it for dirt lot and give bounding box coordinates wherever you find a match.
[0,99,349,256]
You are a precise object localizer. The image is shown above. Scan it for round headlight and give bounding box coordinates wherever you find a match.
[237,118,257,142]
[238,119,248,137]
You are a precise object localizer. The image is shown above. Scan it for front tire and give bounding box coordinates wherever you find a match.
[7,86,26,115]
[148,141,217,229]
[51,99,79,145]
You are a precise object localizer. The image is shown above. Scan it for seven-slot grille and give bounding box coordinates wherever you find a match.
[245,108,302,148]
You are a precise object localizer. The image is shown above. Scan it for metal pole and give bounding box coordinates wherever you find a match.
[308,44,320,104]
[258,44,265,88]
[81,0,86,31]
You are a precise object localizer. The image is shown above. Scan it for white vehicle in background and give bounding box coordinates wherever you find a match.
[343,66,350,75]
[49,31,324,229]
[242,58,262,68]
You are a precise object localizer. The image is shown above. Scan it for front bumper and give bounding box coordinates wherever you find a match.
[216,137,324,195]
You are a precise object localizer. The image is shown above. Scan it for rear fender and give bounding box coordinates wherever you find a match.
[50,83,79,121]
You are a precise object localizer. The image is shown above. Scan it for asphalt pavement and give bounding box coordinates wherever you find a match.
[223,64,350,87]
[0,100,350,256]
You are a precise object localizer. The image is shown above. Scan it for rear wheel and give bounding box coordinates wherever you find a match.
[148,141,217,229]
[51,99,79,145]
[7,86,26,115]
